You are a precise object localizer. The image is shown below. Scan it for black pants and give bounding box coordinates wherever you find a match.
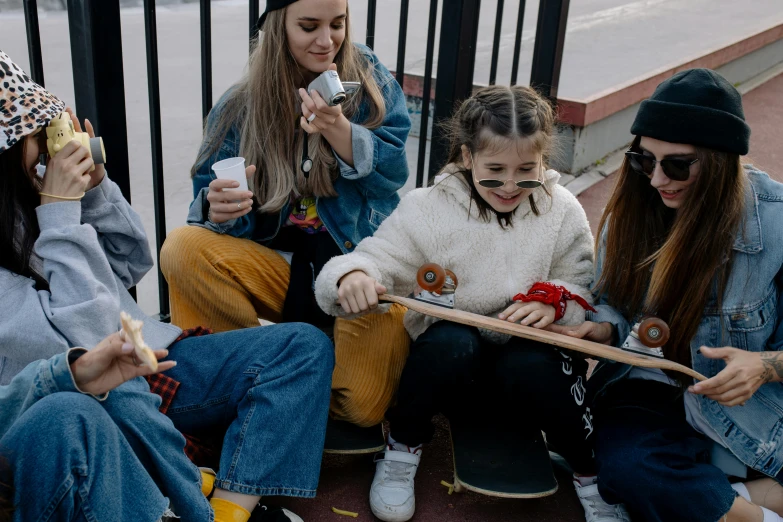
[386,321,596,474]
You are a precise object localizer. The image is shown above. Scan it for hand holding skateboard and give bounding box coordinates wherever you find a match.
[378,263,706,381]
[337,270,387,314]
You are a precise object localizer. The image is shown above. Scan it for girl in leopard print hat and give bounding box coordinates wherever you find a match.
[0,49,331,522]
[0,50,66,154]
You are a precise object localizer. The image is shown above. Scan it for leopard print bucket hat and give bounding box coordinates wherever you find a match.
[0,50,66,154]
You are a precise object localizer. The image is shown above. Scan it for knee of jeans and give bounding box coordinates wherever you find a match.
[596,443,649,495]
[28,393,111,435]
[100,378,163,421]
[283,323,335,374]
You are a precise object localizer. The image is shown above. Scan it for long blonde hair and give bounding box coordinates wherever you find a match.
[192,4,386,213]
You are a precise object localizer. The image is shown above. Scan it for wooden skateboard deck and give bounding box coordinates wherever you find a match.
[449,418,558,498]
[323,418,385,455]
[379,294,706,381]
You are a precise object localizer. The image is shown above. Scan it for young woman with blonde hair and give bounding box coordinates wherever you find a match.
[161,0,412,428]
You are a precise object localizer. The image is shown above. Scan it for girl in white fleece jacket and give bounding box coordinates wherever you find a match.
[316,85,626,522]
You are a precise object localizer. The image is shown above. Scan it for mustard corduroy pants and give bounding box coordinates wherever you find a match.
[160,225,410,426]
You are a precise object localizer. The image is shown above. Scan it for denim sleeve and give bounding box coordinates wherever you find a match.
[0,350,101,441]
[80,175,153,288]
[189,92,256,239]
[587,223,631,347]
[335,56,411,199]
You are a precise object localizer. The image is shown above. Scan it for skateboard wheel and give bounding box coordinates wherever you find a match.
[638,317,670,348]
[444,269,458,288]
[417,263,446,293]
[453,481,465,493]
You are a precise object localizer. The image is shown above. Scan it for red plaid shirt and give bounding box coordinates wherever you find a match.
[146,326,219,468]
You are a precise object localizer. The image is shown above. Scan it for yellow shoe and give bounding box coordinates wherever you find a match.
[199,467,216,497]
[210,498,251,522]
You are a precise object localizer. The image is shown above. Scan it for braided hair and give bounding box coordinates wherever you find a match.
[438,85,557,227]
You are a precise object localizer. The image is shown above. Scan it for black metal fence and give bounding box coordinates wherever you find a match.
[21,0,569,318]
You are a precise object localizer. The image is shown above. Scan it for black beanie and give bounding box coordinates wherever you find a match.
[630,68,750,155]
[257,0,299,29]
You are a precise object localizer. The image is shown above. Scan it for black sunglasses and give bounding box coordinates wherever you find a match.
[474,177,543,189]
[625,151,699,182]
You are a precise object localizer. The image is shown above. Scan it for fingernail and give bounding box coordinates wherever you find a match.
[122,343,134,353]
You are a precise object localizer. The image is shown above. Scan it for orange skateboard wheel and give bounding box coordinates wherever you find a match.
[417,263,446,293]
[638,317,670,348]
[444,269,458,288]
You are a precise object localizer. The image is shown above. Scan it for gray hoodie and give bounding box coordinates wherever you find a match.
[0,175,181,384]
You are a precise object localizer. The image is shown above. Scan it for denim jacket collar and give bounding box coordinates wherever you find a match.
[732,179,763,254]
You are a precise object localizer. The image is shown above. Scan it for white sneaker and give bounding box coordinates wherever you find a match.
[369,448,421,522]
[574,481,632,521]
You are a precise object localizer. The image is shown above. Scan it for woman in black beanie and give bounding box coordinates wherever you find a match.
[551,68,783,521]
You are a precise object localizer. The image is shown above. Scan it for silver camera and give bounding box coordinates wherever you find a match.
[307,70,360,106]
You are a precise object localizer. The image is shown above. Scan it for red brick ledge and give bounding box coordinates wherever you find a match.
[394,22,783,127]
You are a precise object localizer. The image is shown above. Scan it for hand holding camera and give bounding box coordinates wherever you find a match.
[39,110,107,204]
[39,139,94,205]
[299,64,358,137]
[65,110,106,190]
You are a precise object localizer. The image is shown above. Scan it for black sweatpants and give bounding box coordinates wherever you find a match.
[385,320,596,474]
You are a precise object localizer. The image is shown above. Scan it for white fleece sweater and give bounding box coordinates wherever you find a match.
[315,169,595,342]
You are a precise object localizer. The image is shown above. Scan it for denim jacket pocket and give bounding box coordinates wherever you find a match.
[369,208,389,229]
[725,290,777,351]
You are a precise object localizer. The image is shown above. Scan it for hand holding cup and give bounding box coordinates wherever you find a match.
[207,162,256,224]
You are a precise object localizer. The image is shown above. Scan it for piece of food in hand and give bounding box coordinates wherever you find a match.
[120,311,158,371]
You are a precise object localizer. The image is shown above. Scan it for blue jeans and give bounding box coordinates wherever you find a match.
[0,392,173,522]
[164,323,334,498]
[594,379,746,522]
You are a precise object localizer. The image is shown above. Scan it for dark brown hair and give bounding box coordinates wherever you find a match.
[438,85,556,227]
[0,136,48,288]
[594,136,746,367]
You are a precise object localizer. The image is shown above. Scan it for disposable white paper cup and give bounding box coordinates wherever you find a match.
[212,157,248,191]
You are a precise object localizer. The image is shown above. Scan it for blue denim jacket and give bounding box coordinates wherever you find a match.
[187,43,411,253]
[589,167,783,476]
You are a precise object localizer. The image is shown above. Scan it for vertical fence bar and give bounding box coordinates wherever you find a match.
[366,0,377,50]
[488,0,504,85]
[249,0,260,45]
[429,0,482,180]
[23,0,45,86]
[510,0,526,86]
[67,0,135,299]
[415,0,439,188]
[67,0,131,202]
[530,0,570,100]
[142,0,170,319]
[394,0,410,88]
[200,0,213,120]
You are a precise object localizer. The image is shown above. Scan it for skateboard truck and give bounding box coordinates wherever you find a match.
[410,263,458,309]
[621,317,670,358]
